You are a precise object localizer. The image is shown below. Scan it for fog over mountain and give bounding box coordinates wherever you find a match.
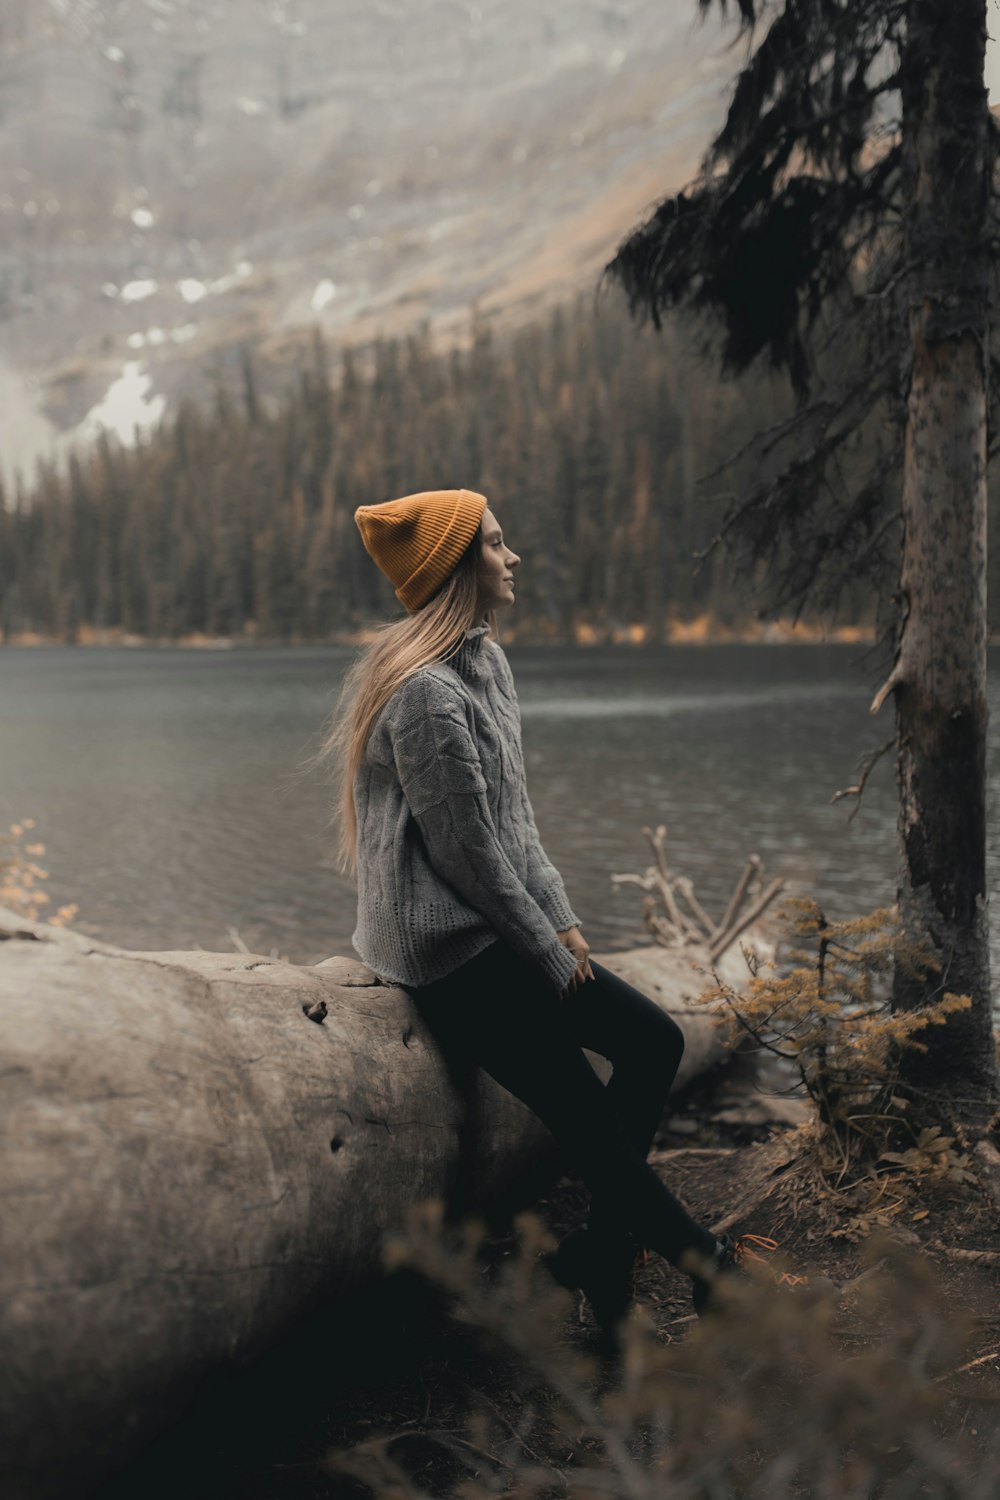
[0,0,740,487]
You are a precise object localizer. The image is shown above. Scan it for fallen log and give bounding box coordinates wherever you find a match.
[0,906,762,1499]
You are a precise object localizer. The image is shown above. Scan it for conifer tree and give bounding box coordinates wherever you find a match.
[605,0,999,1124]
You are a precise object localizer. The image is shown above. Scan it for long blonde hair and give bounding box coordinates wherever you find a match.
[303,528,498,880]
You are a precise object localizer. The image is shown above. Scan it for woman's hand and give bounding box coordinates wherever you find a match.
[557,924,594,997]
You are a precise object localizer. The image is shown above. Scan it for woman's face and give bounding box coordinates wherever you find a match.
[476,506,520,613]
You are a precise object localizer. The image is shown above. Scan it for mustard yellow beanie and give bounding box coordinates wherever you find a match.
[354,488,488,613]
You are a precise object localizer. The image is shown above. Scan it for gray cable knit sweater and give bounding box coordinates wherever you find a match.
[351,623,582,995]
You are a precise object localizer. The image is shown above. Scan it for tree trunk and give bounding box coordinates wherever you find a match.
[0,907,741,1500]
[886,0,998,1121]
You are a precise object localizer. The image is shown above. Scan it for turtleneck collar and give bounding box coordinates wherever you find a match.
[446,622,491,682]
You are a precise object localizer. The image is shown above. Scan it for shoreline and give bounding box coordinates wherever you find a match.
[0,617,882,650]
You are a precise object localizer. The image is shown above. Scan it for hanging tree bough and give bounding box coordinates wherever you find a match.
[0,879,771,1500]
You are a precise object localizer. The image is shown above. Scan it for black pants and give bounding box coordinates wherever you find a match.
[406,938,717,1272]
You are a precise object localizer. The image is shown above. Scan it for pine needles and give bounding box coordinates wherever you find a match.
[695,896,975,1203]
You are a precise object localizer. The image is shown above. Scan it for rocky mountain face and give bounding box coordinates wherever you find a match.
[0,0,732,487]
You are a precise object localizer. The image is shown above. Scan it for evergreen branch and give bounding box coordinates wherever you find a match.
[709,980,802,1060]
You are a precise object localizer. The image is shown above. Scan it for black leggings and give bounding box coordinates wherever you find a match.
[406,938,717,1273]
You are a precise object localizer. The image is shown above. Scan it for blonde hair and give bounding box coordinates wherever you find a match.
[303,526,498,880]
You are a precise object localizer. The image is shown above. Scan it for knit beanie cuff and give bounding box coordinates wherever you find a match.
[395,491,485,611]
[354,488,488,613]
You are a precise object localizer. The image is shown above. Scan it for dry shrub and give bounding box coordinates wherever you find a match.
[325,1202,1000,1500]
[695,899,981,1201]
[0,818,77,925]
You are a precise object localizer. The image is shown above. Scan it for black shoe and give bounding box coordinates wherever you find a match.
[691,1232,806,1315]
[543,1225,593,1292]
[543,1225,643,1337]
[690,1233,740,1316]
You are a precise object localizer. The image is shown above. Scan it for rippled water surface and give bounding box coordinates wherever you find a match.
[2,643,998,982]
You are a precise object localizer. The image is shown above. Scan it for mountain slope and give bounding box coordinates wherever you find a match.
[0,0,734,486]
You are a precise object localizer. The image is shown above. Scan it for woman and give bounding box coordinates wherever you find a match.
[319,487,745,1336]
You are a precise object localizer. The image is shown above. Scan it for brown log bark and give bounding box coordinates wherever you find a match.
[0,907,749,1499]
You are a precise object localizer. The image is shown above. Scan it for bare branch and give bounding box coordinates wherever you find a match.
[710,876,787,962]
[870,663,902,715]
[642,824,704,943]
[717,854,764,941]
[830,735,897,823]
[673,875,719,942]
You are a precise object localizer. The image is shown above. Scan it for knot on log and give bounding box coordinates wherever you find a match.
[302,999,328,1024]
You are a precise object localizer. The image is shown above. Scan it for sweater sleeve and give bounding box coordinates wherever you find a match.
[387,673,580,998]
[519,780,582,933]
[489,641,582,932]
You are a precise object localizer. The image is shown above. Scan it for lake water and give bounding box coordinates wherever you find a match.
[2,643,998,989]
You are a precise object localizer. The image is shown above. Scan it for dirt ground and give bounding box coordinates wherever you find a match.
[100,1054,1000,1500]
